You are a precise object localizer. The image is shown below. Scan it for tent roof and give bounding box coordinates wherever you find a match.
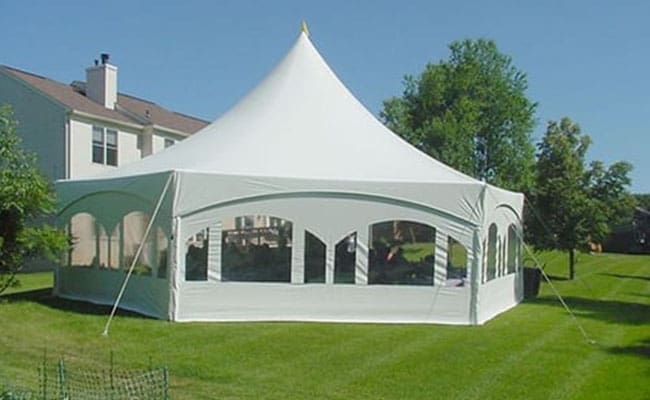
[96,31,478,184]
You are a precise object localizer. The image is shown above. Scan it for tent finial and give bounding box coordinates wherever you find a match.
[301,20,310,36]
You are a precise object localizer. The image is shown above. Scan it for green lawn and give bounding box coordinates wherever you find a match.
[1,251,648,399]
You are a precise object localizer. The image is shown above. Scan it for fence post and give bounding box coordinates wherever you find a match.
[109,351,115,400]
[41,349,48,400]
[163,367,169,400]
[57,359,67,400]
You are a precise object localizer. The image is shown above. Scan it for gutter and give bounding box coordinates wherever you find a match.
[151,124,191,138]
[70,109,145,131]
[64,119,70,179]
[70,110,191,138]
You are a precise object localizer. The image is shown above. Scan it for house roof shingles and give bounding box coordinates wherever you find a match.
[1,65,208,136]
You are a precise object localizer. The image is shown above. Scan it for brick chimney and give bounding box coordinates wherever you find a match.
[86,53,117,109]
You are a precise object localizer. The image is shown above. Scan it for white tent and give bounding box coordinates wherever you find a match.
[55,30,525,324]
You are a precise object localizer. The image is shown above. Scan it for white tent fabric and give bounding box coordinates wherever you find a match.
[55,31,525,325]
[99,32,476,184]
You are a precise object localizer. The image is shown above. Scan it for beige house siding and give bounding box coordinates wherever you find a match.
[0,69,67,180]
[69,117,142,178]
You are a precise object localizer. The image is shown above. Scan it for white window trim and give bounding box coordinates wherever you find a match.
[92,126,119,166]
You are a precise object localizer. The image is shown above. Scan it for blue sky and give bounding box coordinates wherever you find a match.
[1,0,648,193]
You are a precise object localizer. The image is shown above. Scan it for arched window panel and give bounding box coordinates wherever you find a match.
[368,221,435,286]
[157,227,169,279]
[123,211,154,276]
[221,215,292,283]
[97,224,120,270]
[335,233,356,284]
[69,213,96,268]
[446,237,468,286]
[486,223,498,282]
[108,225,120,270]
[185,228,209,281]
[507,224,520,274]
[97,225,109,269]
[304,231,325,283]
[500,237,506,277]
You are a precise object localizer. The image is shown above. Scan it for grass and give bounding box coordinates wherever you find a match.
[1,251,648,399]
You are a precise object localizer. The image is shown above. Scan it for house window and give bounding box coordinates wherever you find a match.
[164,138,175,148]
[92,127,104,164]
[92,126,118,166]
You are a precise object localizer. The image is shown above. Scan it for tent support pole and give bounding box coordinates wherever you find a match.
[102,173,174,336]
[520,243,595,344]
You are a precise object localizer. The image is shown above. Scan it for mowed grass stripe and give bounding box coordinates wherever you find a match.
[1,251,648,399]
[544,259,647,400]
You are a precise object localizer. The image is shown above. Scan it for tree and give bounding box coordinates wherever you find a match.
[634,193,650,211]
[0,104,67,294]
[529,117,634,279]
[380,39,537,192]
[584,160,637,241]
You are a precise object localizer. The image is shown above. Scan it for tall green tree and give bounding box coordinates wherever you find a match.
[529,117,634,279]
[380,39,537,192]
[634,193,650,210]
[0,104,67,294]
[584,160,636,240]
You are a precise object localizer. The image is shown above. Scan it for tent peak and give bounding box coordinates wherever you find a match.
[301,20,310,37]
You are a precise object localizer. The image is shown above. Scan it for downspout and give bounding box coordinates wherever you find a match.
[64,115,71,179]
[55,115,72,297]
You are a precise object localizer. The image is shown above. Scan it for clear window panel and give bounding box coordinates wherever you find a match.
[157,228,169,279]
[486,224,498,282]
[185,228,208,281]
[222,215,292,282]
[304,231,326,283]
[368,221,435,286]
[123,212,153,276]
[507,225,519,274]
[334,233,356,284]
[69,213,97,268]
[500,237,506,277]
[108,224,120,270]
[447,237,468,286]
[97,225,109,269]
[235,216,255,229]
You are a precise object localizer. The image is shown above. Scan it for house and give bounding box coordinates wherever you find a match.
[0,54,209,181]
[604,207,650,254]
